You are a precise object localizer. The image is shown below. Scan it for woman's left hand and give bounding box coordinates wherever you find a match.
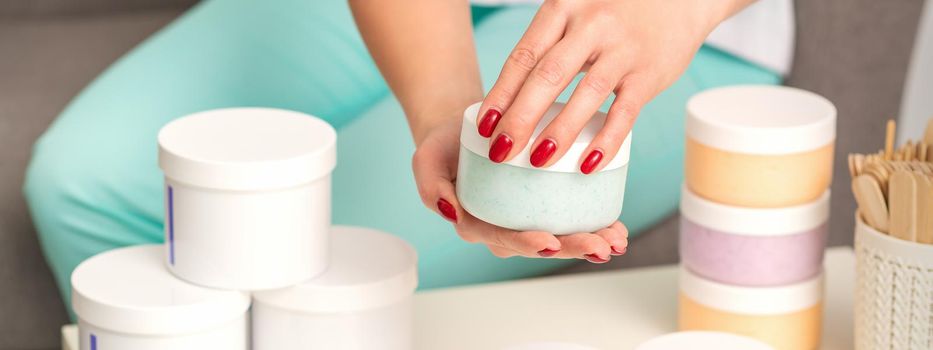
[476,0,749,172]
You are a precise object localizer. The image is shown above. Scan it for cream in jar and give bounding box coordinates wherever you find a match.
[678,266,824,350]
[679,185,829,286]
[685,85,836,207]
[456,102,632,234]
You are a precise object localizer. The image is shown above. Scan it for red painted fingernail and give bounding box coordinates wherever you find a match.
[436,198,458,223]
[530,139,557,168]
[584,253,608,263]
[611,246,627,256]
[580,149,604,174]
[488,134,513,163]
[477,109,502,138]
[537,248,560,257]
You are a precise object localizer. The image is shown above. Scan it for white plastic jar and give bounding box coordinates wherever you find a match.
[635,331,775,350]
[252,226,418,350]
[685,85,836,207]
[72,245,251,350]
[158,108,336,290]
[457,102,632,234]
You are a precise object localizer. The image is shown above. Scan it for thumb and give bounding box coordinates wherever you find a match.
[412,140,461,224]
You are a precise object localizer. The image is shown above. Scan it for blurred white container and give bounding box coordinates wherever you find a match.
[854,215,933,350]
[72,245,250,350]
[158,108,336,290]
[503,342,600,350]
[252,226,418,350]
[635,331,774,350]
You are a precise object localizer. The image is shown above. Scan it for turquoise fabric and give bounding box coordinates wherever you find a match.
[23,0,780,316]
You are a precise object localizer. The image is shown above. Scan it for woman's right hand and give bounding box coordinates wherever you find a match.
[412,115,629,262]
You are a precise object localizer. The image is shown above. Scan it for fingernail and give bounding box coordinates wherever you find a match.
[611,246,627,256]
[537,248,560,257]
[477,109,502,138]
[584,253,608,263]
[436,198,458,223]
[488,134,513,163]
[530,139,557,168]
[580,149,604,174]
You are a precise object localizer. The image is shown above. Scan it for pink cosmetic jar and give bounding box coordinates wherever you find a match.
[679,185,829,286]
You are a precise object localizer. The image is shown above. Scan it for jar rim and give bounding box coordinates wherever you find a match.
[459,102,631,173]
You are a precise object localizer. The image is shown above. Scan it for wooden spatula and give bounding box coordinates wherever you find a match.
[915,174,933,244]
[889,170,918,241]
[886,120,897,160]
[924,117,933,145]
[853,175,890,233]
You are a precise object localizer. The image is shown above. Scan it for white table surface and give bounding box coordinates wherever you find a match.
[63,247,855,350]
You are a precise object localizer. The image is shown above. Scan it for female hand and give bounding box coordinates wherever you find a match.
[476,0,749,171]
[412,115,629,262]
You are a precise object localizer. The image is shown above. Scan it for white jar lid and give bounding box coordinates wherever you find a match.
[71,245,251,335]
[679,265,823,315]
[252,226,418,313]
[635,331,775,350]
[686,85,836,155]
[158,108,337,191]
[680,185,829,236]
[503,342,600,350]
[460,102,632,173]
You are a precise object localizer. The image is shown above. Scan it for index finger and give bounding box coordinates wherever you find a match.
[475,3,567,137]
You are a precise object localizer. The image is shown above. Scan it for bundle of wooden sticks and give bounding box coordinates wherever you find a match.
[849,119,933,244]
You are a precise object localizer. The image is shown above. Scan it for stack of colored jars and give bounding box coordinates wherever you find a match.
[677,85,836,350]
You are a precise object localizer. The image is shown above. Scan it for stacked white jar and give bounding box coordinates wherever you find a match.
[252,226,418,350]
[71,108,418,350]
[678,86,836,350]
[157,108,336,290]
[71,245,251,350]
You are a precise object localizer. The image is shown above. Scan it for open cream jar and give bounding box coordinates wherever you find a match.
[456,102,632,235]
[685,85,836,207]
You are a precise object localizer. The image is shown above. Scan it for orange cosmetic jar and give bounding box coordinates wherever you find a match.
[684,85,836,207]
[678,266,824,350]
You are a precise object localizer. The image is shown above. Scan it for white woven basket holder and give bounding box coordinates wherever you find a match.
[854,216,933,350]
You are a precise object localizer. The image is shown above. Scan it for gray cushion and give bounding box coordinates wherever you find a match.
[0,0,196,18]
[0,8,187,350]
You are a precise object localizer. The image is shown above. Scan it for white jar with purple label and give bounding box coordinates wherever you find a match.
[158,108,335,290]
[679,185,829,286]
[71,245,250,350]
[252,226,418,350]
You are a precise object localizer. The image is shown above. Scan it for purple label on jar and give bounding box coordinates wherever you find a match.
[90,334,97,350]
[679,216,827,286]
[168,186,175,265]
